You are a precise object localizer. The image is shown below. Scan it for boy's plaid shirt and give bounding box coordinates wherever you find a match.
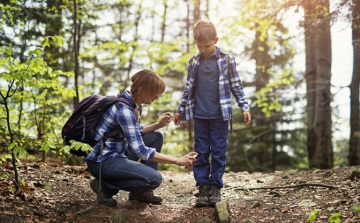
[176,47,250,121]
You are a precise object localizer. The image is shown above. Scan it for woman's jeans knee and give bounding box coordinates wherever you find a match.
[87,157,163,196]
[128,131,164,170]
[87,131,164,196]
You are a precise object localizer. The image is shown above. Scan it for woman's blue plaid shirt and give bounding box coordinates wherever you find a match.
[86,91,156,163]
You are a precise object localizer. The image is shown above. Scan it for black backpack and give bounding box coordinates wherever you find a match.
[62,94,134,156]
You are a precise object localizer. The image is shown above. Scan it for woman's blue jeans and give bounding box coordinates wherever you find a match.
[87,131,164,197]
[193,118,228,188]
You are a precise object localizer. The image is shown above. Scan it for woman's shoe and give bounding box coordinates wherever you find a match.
[90,179,117,206]
[129,191,162,203]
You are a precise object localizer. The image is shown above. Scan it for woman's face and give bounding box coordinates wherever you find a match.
[144,92,160,104]
[136,88,161,105]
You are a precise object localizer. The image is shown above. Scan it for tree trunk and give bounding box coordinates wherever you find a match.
[73,0,80,106]
[252,25,273,171]
[194,0,200,23]
[348,0,360,165]
[160,0,168,42]
[205,0,209,19]
[304,0,333,169]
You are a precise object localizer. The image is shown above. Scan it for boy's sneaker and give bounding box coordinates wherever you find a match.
[209,185,221,206]
[129,191,163,203]
[195,185,210,207]
[90,179,117,206]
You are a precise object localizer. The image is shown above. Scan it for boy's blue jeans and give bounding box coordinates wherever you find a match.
[193,118,228,188]
[87,131,163,197]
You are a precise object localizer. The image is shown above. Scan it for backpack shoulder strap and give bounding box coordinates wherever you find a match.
[225,54,233,134]
[116,94,135,109]
[225,54,230,72]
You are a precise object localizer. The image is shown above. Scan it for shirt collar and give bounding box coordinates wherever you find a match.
[122,90,140,110]
[196,46,224,60]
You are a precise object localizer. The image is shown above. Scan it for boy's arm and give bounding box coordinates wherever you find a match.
[228,55,250,113]
[175,55,196,117]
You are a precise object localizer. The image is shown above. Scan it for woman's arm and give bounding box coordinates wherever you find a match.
[143,112,172,134]
[150,151,197,168]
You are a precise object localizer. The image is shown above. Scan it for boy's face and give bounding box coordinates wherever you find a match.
[195,37,218,58]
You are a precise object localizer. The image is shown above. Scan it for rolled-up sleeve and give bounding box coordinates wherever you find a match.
[116,104,156,160]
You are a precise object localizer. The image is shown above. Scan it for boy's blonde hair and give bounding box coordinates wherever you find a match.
[193,19,217,43]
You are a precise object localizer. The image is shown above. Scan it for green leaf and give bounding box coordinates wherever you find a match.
[43,183,53,192]
[28,48,42,56]
[3,47,12,56]
[328,213,341,223]
[9,187,16,194]
[42,38,50,48]
[8,142,16,150]
[60,145,71,154]
[13,146,27,156]
[306,210,319,222]
[40,144,50,153]
[355,206,360,213]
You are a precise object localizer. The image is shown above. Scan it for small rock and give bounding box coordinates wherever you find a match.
[251,201,261,209]
[197,216,211,223]
[215,200,230,223]
[268,191,281,197]
[139,211,147,217]
[113,209,130,223]
[327,207,335,212]
[293,177,306,184]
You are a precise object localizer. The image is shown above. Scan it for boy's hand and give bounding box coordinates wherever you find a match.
[173,113,183,126]
[243,111,251,126]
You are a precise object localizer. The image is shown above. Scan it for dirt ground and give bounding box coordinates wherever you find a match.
[1,160,360,223]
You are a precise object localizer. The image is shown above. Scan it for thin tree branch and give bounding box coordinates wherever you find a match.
[234,183,335,190]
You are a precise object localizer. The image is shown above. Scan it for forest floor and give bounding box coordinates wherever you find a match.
[1,160,360,223]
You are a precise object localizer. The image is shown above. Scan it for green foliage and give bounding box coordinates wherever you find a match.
[254,68,295,117]
[0,154,12,164]
[0,2,21,26]
[8,142,27,157]
[328,213,341,223]
[1,38,74,161]
[355,206,360,214]
[60,140,93,155]
[307,210,319,222]
[43,182,54,192]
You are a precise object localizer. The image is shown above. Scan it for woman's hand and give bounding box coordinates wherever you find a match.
[175,152,198,168]
[158,112,172,128]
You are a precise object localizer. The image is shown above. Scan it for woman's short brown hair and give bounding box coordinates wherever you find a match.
[130,69,166,101]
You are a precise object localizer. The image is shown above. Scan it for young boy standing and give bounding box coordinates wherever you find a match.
[174,19,251,207]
